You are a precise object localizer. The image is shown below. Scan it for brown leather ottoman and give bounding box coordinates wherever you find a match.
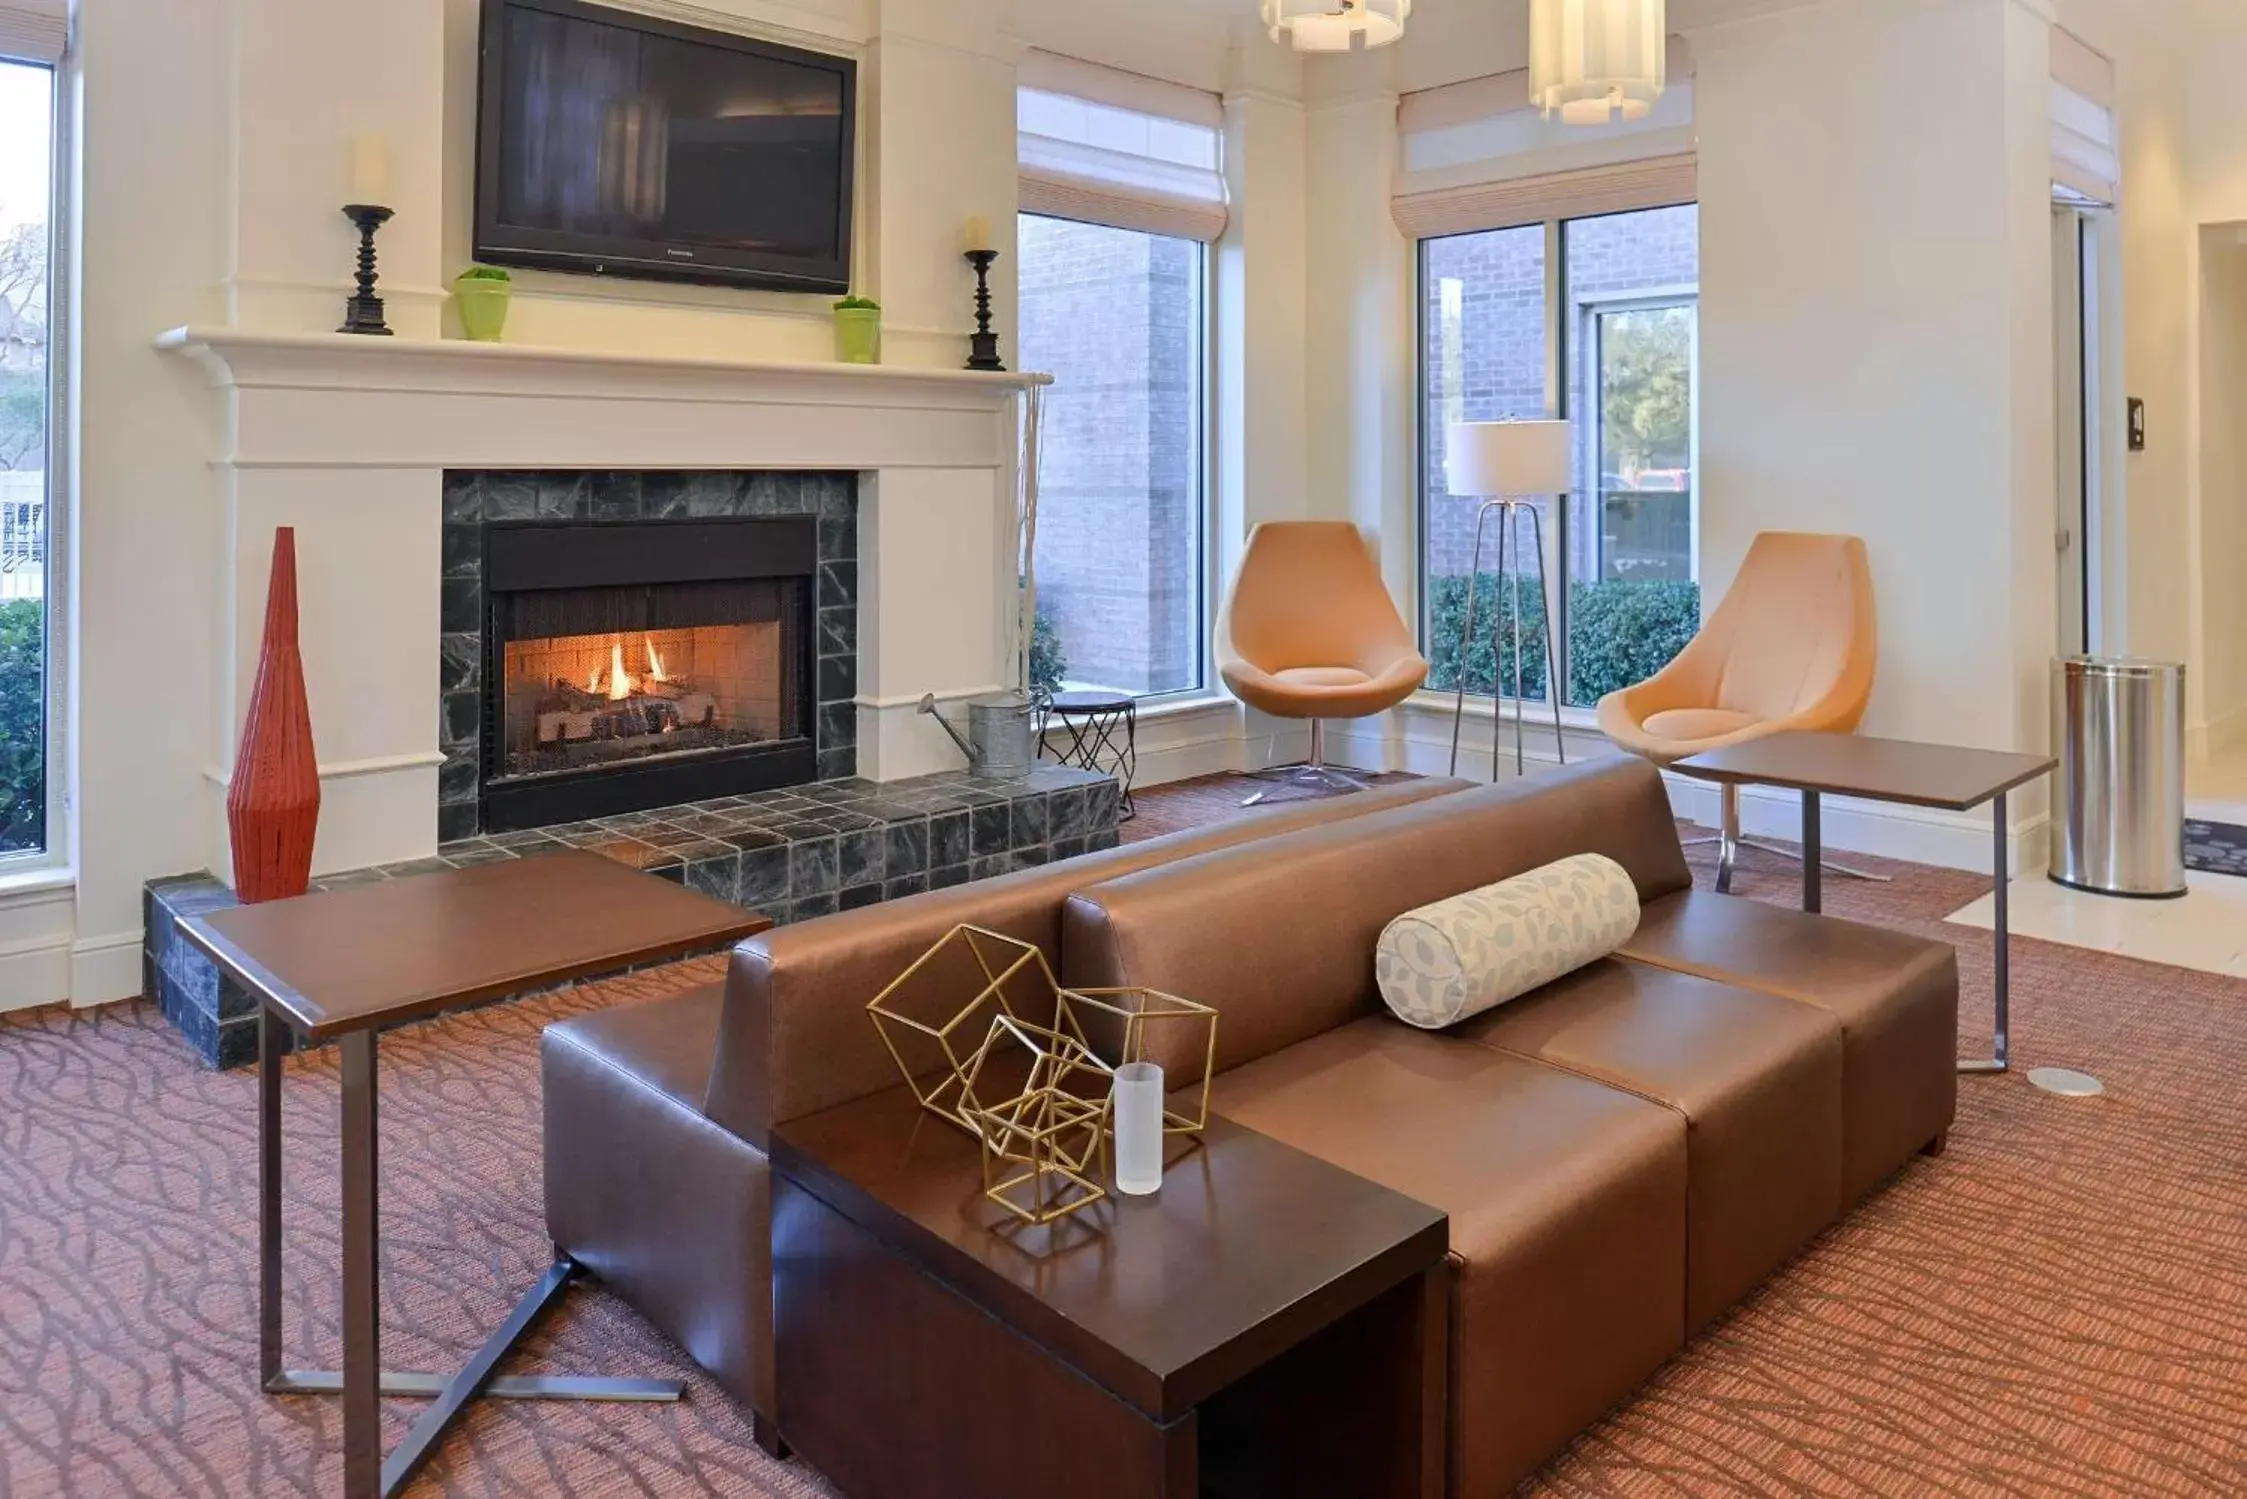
[1210,1017,1689,1499]
[1458,959,1846,1331]
[1622,891,1959,1203]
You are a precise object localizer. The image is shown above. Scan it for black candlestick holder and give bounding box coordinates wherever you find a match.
[339,204,395,336]
[964,249,1005,372]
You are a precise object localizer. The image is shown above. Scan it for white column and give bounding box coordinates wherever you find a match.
[1215,37,1313,770]
[1302,50,1415,599]
[1693,0,2055,755]
[1217,37,1311,581]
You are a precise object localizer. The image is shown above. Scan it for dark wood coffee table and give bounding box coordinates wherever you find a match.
[1673,731,2056,1074]
[180,851,769,1499]
[772,1086,1450,1499]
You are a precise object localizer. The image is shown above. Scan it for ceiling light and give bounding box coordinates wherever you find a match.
[1529,0,1666,124]
[1262,0,1410,53]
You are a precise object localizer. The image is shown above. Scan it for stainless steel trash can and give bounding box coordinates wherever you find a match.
[2051,656,2187,898]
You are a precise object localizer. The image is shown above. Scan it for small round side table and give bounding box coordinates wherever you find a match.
[1037,690,1137,822]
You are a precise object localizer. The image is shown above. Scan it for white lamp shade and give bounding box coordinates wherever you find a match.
[1529,0,1667,125]
[1446,421,1574,498]
[1262,0,1410,53]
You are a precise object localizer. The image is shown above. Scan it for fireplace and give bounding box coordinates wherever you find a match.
[479,515,819,830]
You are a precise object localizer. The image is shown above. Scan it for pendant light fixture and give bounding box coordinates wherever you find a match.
[1529,0,1667,124]
[1262,0,1411,53]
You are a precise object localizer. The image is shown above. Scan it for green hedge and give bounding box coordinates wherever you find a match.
[1029,605,1067,700]
[1427,574,1700,708]
[0,598,43,854]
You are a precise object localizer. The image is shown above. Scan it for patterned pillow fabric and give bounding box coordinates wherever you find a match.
[1375,854,1641,1030]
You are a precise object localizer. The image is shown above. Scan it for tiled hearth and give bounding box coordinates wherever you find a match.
[144,765,1120,1068]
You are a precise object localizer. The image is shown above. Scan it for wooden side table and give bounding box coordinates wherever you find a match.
[1672,732,2056,1074]
[181,851,768,1499]
[771,1086,1450,1499]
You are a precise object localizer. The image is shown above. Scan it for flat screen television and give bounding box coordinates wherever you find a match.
[474,0,856,293]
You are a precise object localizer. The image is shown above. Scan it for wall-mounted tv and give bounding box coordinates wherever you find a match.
[474,0,856,294]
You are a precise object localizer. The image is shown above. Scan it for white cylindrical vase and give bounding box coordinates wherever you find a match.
[1113,1062,1166,1196]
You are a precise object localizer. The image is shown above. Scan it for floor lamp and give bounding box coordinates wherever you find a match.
[1446,420,1570,779]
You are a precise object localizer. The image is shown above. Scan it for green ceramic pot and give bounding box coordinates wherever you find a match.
[454,277,512,343]
[834,305,882,364]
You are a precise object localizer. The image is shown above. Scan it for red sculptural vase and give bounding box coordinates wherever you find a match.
[228,528,321,902]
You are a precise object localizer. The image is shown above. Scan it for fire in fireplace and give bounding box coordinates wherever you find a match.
[499,585,795,780]
[480,517,817,830]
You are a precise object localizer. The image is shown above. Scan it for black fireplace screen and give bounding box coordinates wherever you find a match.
[493,576,806,783]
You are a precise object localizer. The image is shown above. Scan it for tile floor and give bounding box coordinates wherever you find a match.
[1945,746,2247,978]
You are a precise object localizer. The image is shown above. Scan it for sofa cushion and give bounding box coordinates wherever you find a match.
[708,774,1474,1142]
[1456,959,1845,1330]
[1376,854,1640,1030]
[1209,1017,1688,1499]
[543,983,777,1414]
[1062,757,1692,1080]
[1621,890,1959,1203]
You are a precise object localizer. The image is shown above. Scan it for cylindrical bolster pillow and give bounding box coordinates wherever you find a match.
[1376,853,1641,1030]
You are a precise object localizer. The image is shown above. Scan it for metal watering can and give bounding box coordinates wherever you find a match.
[917,691,1036,779]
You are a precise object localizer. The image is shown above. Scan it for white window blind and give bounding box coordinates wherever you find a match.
[2050,28,2117,207]
[1018,50,1227,243]
[0,0,66,63]
[1393,39,1696,240]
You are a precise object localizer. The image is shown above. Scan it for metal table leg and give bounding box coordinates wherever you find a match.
[259,1006,284,1391]
[340,1030,382,1498]
[1960,790,2012,1075]
[1801,790,1822,916]
[257,1012,685,1499]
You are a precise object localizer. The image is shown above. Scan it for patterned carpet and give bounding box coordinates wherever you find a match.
[4,774,2246,1496]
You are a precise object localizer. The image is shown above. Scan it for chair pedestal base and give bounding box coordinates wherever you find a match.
[1244,721,1369,806]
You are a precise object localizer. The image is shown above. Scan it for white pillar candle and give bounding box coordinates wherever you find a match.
[1113,1061,1165,1197]
[347,134,392,205]
[963,214,992,253]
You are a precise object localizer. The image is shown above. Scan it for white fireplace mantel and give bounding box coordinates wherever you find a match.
[155,326,1045,880]
[155,327,1049,472]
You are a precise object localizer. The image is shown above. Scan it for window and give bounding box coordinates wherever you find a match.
[1018,214,1207,698]
[1419,203,1699,712]
[0,50,55,857]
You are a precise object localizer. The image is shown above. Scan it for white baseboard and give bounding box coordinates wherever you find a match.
[0,934,71,1012]
[0,883,78,1013]
[72,930,148,1008]
[2190,702,2247,764]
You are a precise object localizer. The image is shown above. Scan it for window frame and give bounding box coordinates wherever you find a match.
[1017,209,1215,705]
[1413,201,1699,715]
[0,44,70,876]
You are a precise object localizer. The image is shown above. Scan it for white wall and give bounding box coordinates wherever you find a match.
[2186,14,2247,757]
[59,0,231,1008]
[2196,231,2247,750]
[1692,0,2053,755]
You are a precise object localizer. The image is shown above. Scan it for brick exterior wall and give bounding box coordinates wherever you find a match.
[1019,215,1200,697]
[1421,205,1700,583]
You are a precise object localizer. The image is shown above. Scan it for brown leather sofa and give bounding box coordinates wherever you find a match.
[541,775,1470,1451]
[543,758,1957,1492]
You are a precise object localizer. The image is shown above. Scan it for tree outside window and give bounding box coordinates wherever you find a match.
[0,60,53,856]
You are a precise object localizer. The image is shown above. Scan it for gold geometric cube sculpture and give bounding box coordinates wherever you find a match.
[866,924,1063,1137]
[971,1048,1113,1228]
[1056,987,1220,1136]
